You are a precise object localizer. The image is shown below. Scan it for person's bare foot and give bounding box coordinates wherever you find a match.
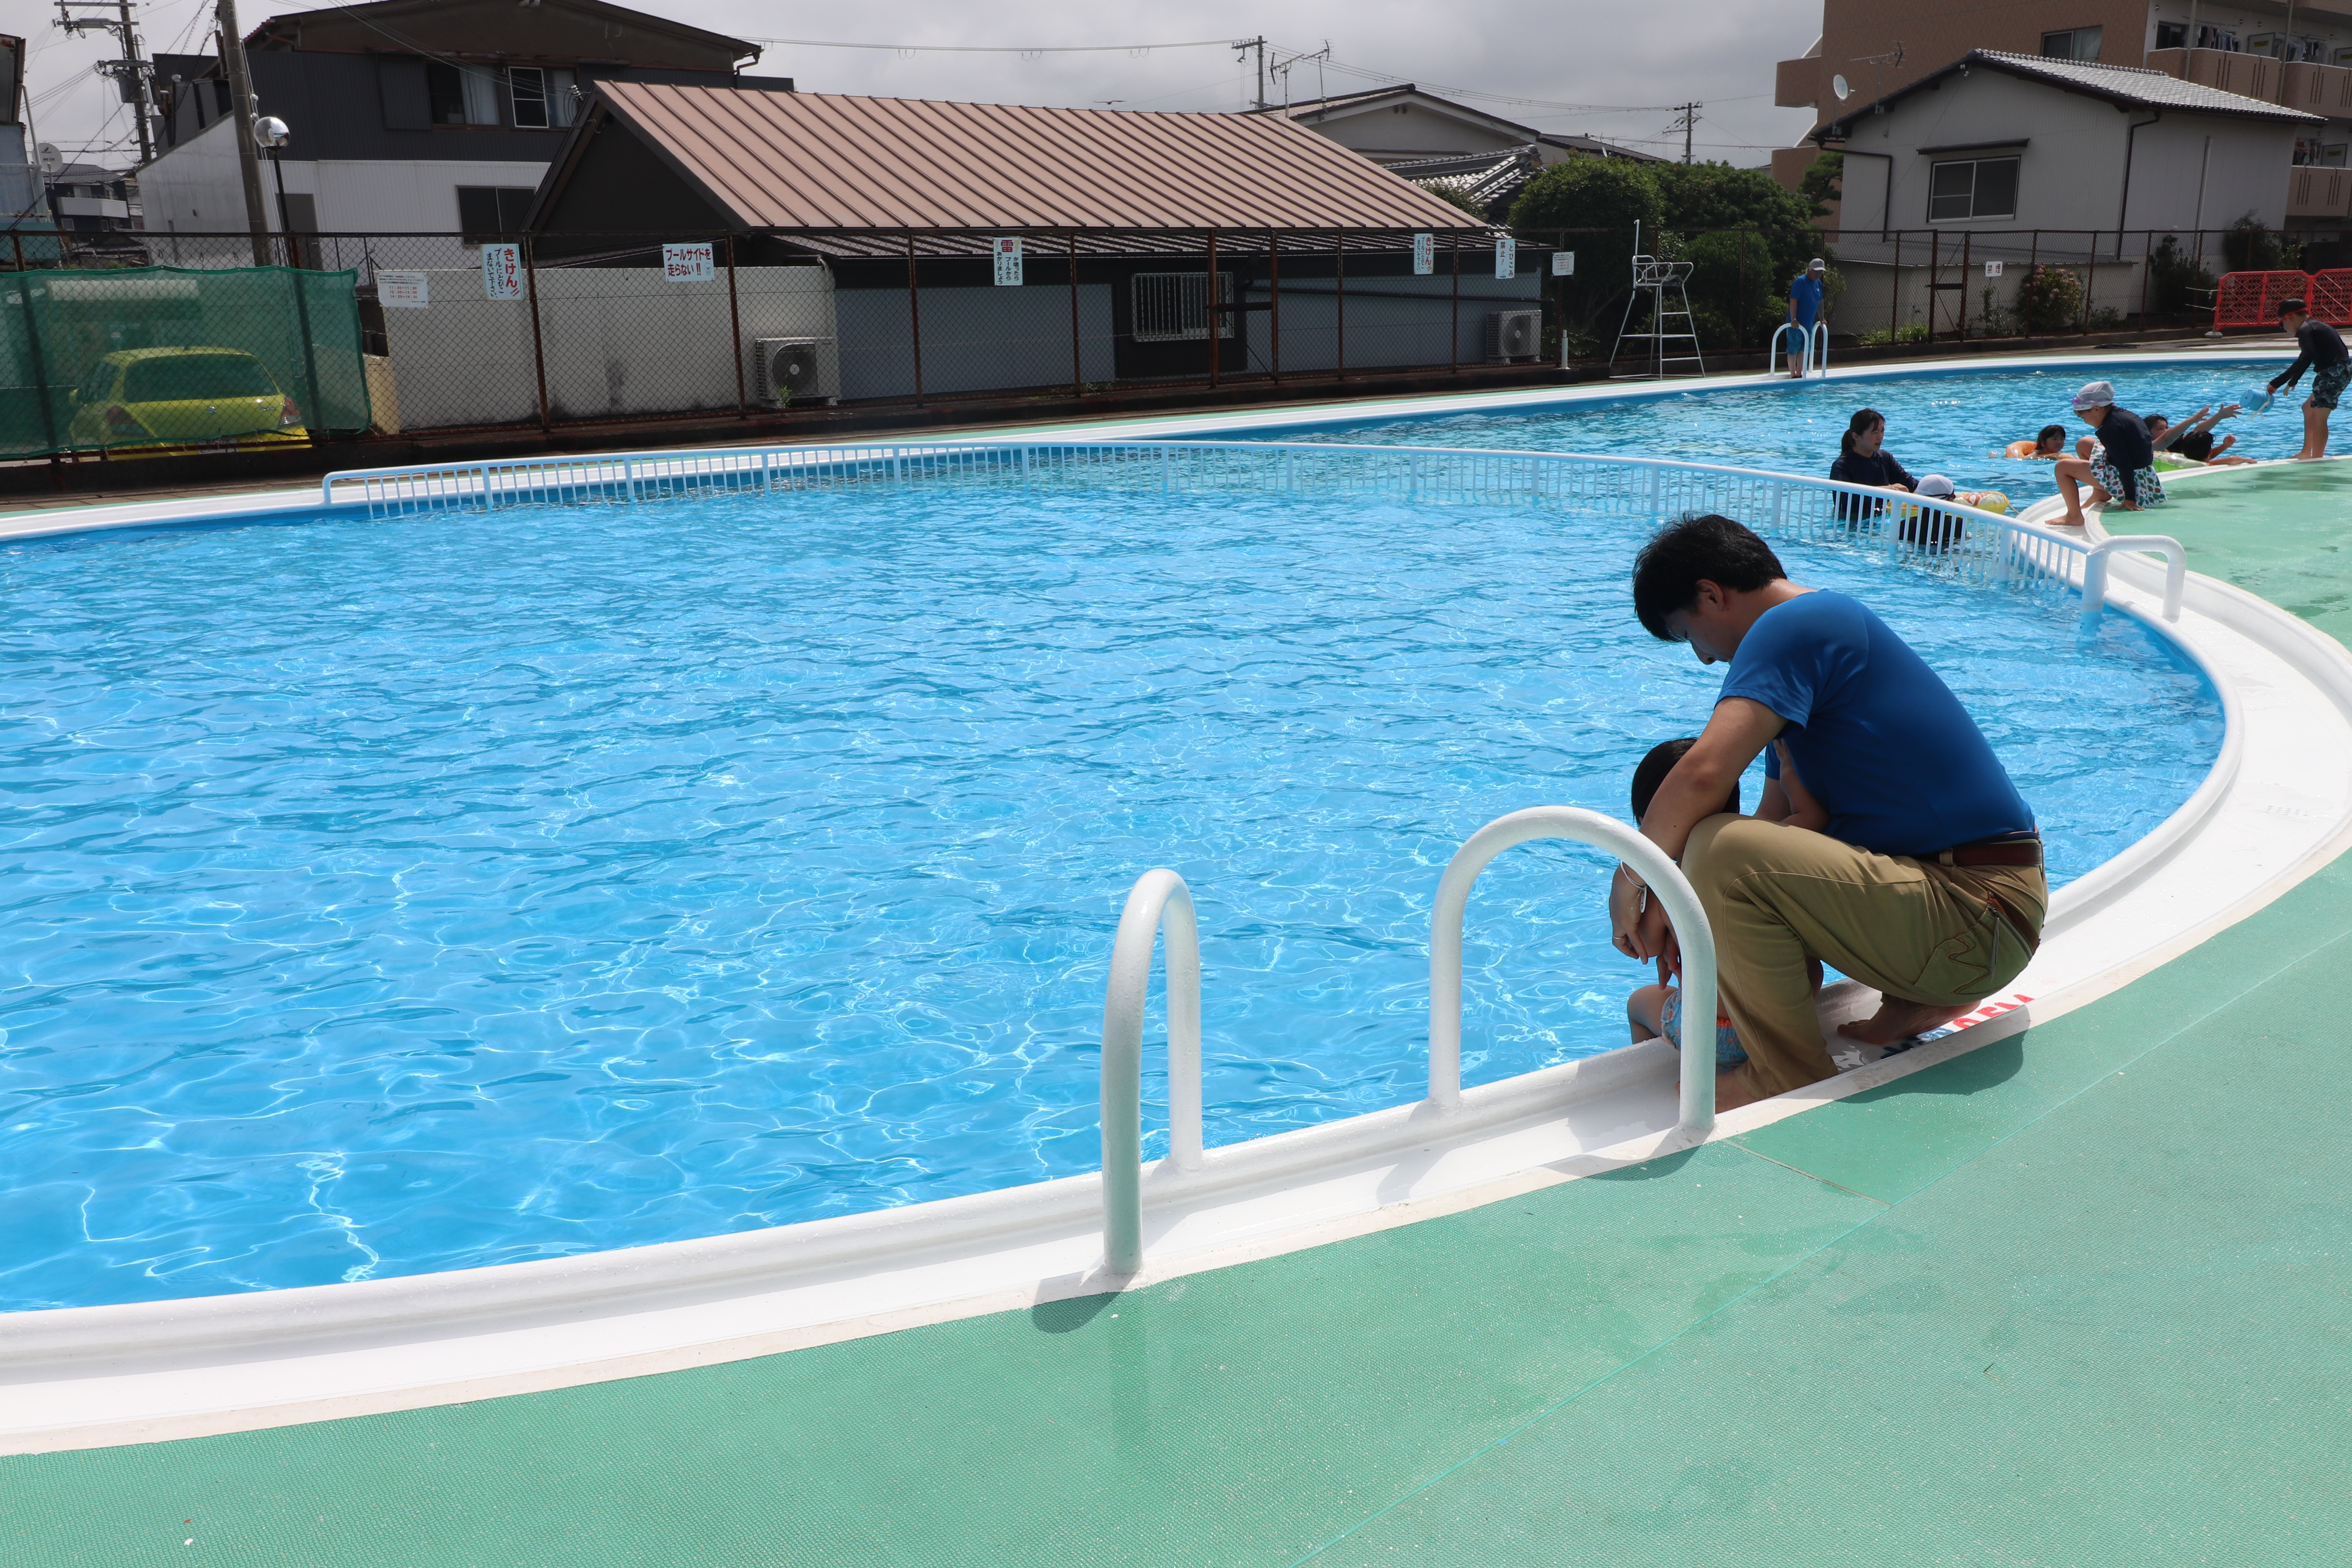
[1837,996,1969,1046]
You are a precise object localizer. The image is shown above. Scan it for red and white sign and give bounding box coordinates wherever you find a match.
[1413,233,1434,276]
[377,269,428,309]
[663,241,716,283]
[991,236,1024,287]
[481,243,523,301]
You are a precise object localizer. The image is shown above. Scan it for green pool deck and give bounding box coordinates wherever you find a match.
[9,473,2352,1564]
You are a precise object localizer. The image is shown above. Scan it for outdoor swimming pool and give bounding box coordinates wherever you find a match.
[0,457,2220,1309]
[1259,359,2290,498]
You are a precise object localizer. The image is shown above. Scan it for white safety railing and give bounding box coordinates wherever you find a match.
[2085,534,2187,625]
[1430,808,1718,1137]
[323,439,2184,624]
[1097,809,1720,1272]
[1099,868,1203,1275]
[1766,320,1829,378]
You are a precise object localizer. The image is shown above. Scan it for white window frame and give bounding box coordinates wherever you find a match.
[1131,272,1236,341]
[1927,155,2020,222]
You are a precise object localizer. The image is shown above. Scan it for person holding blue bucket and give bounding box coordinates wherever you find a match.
[2264,296,2349,460]
[1785,258,1826,378]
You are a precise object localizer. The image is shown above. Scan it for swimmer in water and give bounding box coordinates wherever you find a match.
[2005,424,2068,461]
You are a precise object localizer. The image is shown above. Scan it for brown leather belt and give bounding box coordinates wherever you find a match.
[1931,833,2043,869]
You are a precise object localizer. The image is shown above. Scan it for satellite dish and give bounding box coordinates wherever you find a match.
[36,142,62,176]
[1832,74,1852,101]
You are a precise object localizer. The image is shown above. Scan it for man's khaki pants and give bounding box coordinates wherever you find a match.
[1681,814,2047,1100]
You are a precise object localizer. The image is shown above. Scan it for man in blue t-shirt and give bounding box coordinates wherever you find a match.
[1613,514,2045,1111]
[1785,258,1826,377]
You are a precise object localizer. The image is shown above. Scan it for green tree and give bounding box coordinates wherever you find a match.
[1655,163,1823,348]
[1798,152,1843,220]
[1507,158,1662,346]
[1411,178,1491,221]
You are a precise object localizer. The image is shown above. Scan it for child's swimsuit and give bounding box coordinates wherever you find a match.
[1658,987,1748,1068]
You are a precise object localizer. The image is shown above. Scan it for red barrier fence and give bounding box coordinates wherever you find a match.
[2216,269,2352,327]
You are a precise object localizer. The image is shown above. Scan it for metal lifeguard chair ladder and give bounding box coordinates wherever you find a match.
[1608,222,1706,379]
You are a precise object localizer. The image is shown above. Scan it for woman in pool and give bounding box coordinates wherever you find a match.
[1830,408,1915,523]
[2005,425,2069,461]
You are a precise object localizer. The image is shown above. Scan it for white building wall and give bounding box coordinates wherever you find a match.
[1832,70,2295,240]
[378,265,835,430]
[140,118,551,245]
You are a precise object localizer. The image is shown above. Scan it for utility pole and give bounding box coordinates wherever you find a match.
[1232,36,1267,110]
[213,0,272,264]
[1672,102,1701,163]
[52,0,153,165]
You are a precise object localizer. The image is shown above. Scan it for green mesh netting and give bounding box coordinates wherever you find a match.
[0,264,370,457]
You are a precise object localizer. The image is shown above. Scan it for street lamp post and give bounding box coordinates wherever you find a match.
[254,114,294,267]
[250,113,322,440]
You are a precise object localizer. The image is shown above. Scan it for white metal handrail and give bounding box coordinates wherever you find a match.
[1099,868,1203,1275]
[1766,320,1829,378]
[1430,807,1719,1138]
[2085,534,2187,624]
[318,439,2182,625]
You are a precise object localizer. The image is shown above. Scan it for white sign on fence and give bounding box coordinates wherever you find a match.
[993,237,1024,286]
[1495,235,1516,279]
[663,242,717,282]
[1552,250,1575,277]
[1985,260,2005,278]
[1413,233,1434,276]
[377,269,429,309]
[481,243,523,301]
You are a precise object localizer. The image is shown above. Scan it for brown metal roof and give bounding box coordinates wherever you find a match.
[583,83,1494,233]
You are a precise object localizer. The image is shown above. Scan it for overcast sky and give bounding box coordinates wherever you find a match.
[20,0,1824,172]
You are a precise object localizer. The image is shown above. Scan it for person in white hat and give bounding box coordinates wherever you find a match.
[2053,380,2161,527]
[1785,258,1828,378]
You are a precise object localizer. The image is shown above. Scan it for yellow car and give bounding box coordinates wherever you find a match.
[65,347,309,455]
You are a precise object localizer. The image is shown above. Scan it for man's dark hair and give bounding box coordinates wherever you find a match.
[1631,737,1742,823]
[2178,430,2216,461]
[1631,514,1787,641]
[2279,297,2309,318]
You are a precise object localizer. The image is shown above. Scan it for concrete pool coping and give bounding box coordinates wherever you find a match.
[3,356,2345,1457]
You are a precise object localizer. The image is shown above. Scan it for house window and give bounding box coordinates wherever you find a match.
[2156,22,2187,49]
[1131,272,1236,340]
[456,185,536,241]
[506,66,577,129]
[1928,156,2020,221]
[2040,27,2103,60]
[426,62,503,125]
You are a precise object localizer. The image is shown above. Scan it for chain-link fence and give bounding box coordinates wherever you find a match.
[3,222,2340,462]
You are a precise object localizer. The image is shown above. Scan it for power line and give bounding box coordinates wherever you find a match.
[745,35,1240,56]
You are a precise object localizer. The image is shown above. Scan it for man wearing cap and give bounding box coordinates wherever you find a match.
[2268,296,2348,460]
[2053,380,2160,528]
[1786,259,1826,377]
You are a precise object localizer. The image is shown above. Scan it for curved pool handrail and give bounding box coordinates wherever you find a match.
[1429,806,1718,1138]
[1100,867,1203,1275]
[2085,534,2187,624]
[1766,320,1829,378]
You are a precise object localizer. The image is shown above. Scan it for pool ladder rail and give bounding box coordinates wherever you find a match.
[1097,806,1717,1276]
[1767,320,1831,379]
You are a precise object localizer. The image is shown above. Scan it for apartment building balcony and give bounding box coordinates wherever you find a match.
[2289,164,2352,217]
[2282,59,2352,117]
[1775,56,1820,108]
[2147,47,2284,102]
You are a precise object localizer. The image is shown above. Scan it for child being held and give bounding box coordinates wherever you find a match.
[1623,738,1826,1066]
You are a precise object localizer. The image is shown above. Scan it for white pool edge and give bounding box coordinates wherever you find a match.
[3,365,2346,1456]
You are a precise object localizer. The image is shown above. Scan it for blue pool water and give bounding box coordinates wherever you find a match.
[0,448,2220,1310]
[1255,359,2285,498]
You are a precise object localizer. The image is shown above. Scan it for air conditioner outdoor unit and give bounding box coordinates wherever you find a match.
[1485,309,1543,363]
[751,337,831,407]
